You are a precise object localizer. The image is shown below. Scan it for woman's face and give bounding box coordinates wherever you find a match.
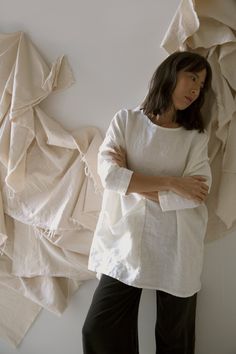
[172,68,207,110]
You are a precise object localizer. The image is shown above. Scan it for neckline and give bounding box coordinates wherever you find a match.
[139,109,183,131]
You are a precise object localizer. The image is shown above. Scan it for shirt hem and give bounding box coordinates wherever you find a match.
[88,267,200,298]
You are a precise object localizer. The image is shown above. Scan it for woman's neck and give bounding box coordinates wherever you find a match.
[151,107,179,128]
[159,106,176,122]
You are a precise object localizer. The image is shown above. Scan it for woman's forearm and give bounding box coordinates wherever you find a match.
[108,147,209,202]
[126,172,209,203]
[126,172,171,194]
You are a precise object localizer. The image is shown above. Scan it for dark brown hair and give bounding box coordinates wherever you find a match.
[141,51,212,132]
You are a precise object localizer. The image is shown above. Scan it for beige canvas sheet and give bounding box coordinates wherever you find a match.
[0,284,41,347]
[0,31,103,346]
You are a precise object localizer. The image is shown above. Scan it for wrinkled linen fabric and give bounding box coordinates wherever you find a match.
[161,0,236,242]
[0,285,41,348]
[0,31,103,346]
[0,214,41,348]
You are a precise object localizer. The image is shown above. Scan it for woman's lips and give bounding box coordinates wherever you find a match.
[185,96,193,103]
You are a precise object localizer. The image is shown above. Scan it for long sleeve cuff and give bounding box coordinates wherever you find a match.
[99,161,134,195]
[105,167,134,195]
[159,190,201,211]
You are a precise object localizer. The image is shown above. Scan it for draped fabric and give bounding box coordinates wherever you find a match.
[0,285,41,348]
[161,0,236,242]
[0,31,103,346]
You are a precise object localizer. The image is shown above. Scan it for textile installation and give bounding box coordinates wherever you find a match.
[0,32,103,347]
[161,0,236,242]
[1,0,235,347]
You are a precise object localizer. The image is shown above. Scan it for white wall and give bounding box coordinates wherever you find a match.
[1,1,236,353]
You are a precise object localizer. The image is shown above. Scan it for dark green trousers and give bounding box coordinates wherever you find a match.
[82,274,197,354]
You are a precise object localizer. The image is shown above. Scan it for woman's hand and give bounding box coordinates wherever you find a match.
[108,146,127,168]
[170,175,209,203]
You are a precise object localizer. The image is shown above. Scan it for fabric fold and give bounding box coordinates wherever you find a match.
[0,284,41,348]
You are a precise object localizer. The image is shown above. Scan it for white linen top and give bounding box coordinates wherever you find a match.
[88,107,212,297]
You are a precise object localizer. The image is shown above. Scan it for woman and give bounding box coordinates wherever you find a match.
[82,51,212,354]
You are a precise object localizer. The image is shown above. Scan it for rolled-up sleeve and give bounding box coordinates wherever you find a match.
[159,131,212,211]
[98,110,133,195]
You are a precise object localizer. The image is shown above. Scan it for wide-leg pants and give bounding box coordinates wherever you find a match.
[82,274,197,354]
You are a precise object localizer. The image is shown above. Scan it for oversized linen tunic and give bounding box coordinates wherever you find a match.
[88,107,212,297]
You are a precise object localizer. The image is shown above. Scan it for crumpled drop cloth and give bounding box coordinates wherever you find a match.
[0,31,103,346]
[161,0,236,242]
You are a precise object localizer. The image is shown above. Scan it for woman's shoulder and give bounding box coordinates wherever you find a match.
[191,129,209,142]
[113,107,140,118]
[184,128,210,151]
[111,107,141,126]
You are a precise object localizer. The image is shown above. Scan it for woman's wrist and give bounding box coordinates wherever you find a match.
[156,176,175,192]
